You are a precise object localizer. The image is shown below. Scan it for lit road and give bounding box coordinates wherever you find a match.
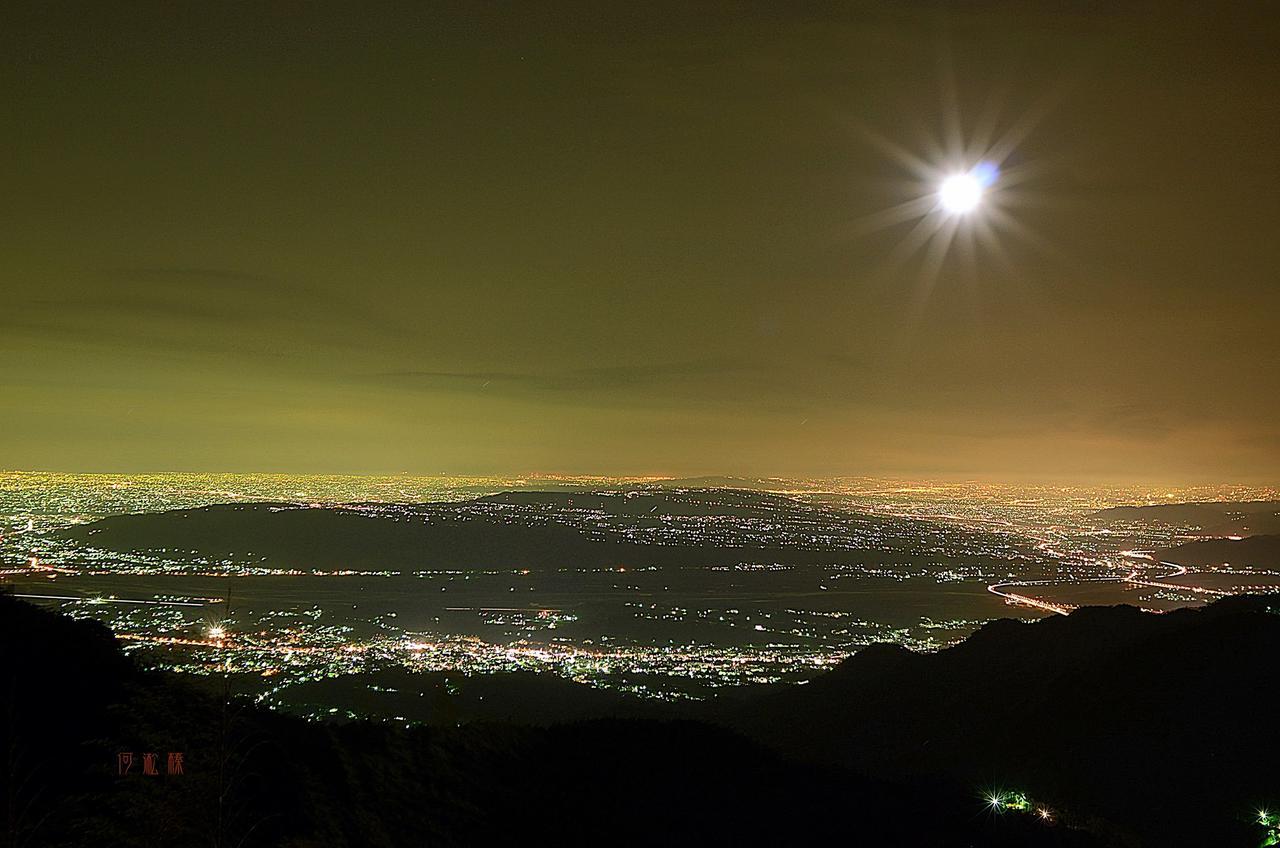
[986,579,1073,616]
[987,556,1233,618]
[10,593,217,607]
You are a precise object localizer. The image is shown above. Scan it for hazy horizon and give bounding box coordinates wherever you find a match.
[3,3,1277,482]
[3,467,1278,492]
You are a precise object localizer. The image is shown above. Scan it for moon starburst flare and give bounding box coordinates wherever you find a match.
[849,92,1053,292]
[939,171,984,214]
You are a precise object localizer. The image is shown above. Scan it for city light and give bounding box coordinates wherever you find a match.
[985,790,1031,814]
[1262,809,1280,848]
[3,472,1279,708]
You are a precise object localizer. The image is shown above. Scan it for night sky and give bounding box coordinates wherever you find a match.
[3,3,1277,481]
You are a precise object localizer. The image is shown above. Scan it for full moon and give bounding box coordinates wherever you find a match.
[938,173,983,214]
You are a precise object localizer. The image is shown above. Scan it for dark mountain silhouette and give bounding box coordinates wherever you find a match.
[0,591,1089,848]
[1157,534,1280,568]
[54,490,924,572]
[472,487,815,517]
[60,501,631,571]
[1091,500,1280,536]
[717,594,1280,847]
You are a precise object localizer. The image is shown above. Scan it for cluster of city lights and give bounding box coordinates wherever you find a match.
[1260,809,1279,846]
[5,473,1280,711]
[986,790,1054,824]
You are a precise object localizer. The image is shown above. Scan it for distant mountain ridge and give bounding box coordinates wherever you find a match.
[54,488,926,572]
[1091,500,1280,536]
[1157,533,1280,568]
[471,486,815,517]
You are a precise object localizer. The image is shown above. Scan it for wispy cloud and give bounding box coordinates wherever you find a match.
[374,359,764,394]
[100,266,274,286]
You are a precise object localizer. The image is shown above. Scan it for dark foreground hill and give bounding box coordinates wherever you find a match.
[719,594,1280,847]
[5,592,1276,846]
[0,593,1088,848]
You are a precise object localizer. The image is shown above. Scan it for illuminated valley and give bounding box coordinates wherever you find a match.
[4,472,1277,719]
